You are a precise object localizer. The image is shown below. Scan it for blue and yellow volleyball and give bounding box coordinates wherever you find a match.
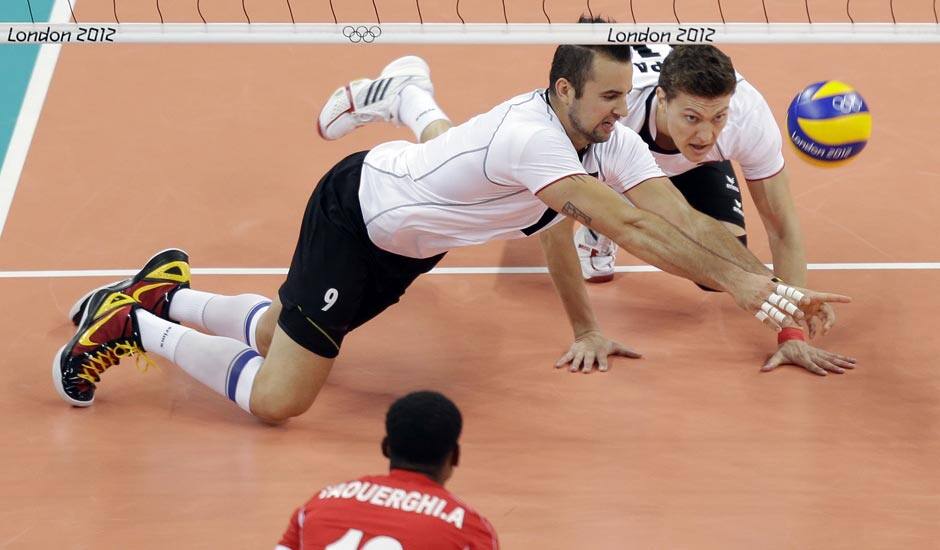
[786,81,871,165]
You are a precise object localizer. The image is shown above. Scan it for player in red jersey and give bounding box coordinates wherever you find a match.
[276,391,498,549]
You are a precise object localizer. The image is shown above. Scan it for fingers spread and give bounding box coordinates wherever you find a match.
[555,351,574,368]
[812,292,852,304]
[822,311,836,335]
[581,352,597,374]
[832,356,857,369]
[613,343,642,359]
[808,316,821,339]
[570,352,584,372]
[761,352,783,372]
[816,358,845,374]
[805,361,828,376]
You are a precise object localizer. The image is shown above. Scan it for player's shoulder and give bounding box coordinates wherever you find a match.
[495,89,558,128]
[729,76,769,113]
[494,89,552,117]
[439,489,499,547]
[490,90,570,146]
[442,488,493,526]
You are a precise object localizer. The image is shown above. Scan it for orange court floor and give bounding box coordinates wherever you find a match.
[1,2,939,548]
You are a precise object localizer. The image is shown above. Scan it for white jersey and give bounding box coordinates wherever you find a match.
[359,90,665,258]
[622,44,785,181]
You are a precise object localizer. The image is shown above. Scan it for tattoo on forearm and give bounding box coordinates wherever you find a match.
[562,202,592,226]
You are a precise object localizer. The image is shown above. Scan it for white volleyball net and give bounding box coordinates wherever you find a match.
[2,0,939,44]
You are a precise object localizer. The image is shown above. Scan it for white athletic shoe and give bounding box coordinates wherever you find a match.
[574,225,618,283]
[317,55,434,140]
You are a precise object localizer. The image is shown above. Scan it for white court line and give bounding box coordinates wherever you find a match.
[1,262,939,279]
[0,0,73,237]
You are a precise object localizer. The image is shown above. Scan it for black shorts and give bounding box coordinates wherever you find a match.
[278,151,446,358]
[669,160,745,230]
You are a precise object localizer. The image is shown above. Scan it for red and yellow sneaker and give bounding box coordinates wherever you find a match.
[68,248,189,325]
[53,289,152,407]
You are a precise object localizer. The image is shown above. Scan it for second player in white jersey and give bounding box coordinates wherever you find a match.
[568,43,843,376]
[620,44,784,180]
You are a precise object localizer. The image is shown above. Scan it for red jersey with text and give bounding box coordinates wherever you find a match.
[277,469,498,550]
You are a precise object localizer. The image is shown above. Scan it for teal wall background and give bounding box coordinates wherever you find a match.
[1,0,56,168]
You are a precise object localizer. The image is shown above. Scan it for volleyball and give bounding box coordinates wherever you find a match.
[786,81,871,164]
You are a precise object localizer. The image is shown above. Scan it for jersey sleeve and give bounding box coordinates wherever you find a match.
[276,506,303,550]
[486,125,587,193]
[475,515,500,549]
[598,125,666,193]
[731,81,785,181]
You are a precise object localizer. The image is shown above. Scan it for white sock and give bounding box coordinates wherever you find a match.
[399,85,449,141]
[136,309,260,414]
[168,289,270,349]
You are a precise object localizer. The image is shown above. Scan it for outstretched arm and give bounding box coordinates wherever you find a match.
[625,176,772,277]
[747,168,834,338]
[539,217,641,372]
[539,174,749,292]
[539,217,600,338]
[535,174,850,330]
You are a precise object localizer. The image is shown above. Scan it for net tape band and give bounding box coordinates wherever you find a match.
[3,22,939,44]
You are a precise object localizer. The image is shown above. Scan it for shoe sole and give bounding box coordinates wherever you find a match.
[317,85,356,140]
[53,288,111,407]
[52,344,91,407]
[317,56,431,140]
[67,247,188,325]
[585,274,615,283]
[379,55,430,80]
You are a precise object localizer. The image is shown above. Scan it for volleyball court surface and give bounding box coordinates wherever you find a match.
[0,0,938,547]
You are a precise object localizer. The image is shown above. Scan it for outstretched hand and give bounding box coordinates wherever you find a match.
[761,340,857,376]
[736,275,851,332]
[555,330,642,373]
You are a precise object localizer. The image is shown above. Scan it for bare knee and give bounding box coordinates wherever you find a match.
[250,392,314,424]
[254,300,280,356]
[249,323,335,424]
[255,324,274,357]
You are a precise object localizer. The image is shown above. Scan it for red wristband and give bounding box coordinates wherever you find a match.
[777,327,805,345]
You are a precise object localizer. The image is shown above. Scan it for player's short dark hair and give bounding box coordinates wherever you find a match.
[657,45,737,101]
[548,15,632,98]
[386,391,462,467]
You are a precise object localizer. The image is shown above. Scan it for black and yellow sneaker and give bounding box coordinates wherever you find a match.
[68,248,189,325]
[53,289,152,407]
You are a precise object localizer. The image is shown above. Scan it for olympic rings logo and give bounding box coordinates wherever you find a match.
[342,25,382,44]
[832,93,864,114]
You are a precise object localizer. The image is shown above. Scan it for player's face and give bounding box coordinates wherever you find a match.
[568,55,631,145]
[658,89,732,162]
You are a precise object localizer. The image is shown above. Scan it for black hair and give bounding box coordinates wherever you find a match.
[548,15,632,98]
[386,391,462,469]
[658,45,737,100]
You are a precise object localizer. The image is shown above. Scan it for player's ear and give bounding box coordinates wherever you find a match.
[655,86,667,106]
[381,437,390,458]
[554,78,574,105]
[451,444,460,468]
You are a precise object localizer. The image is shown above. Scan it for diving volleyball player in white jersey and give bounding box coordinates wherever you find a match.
[54,38,852,424]
[316,37,855,378]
